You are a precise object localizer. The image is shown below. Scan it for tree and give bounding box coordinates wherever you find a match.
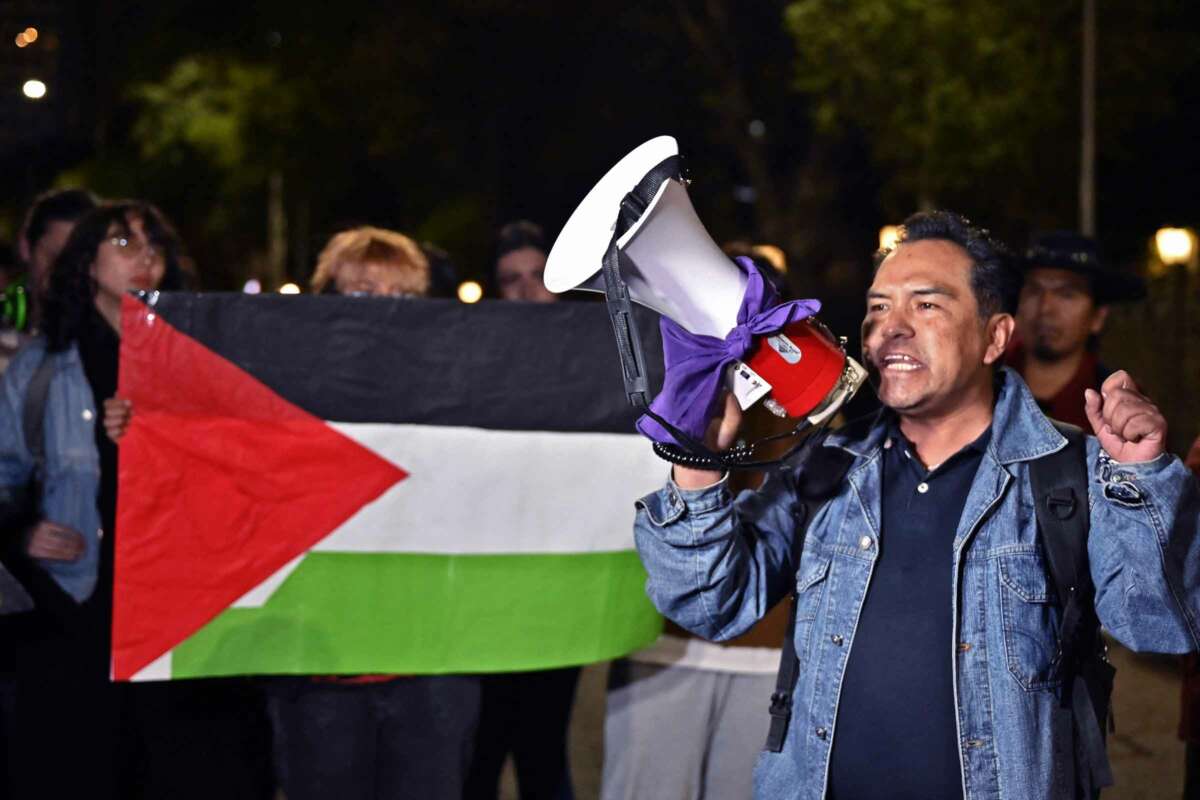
[131,56,301,289]
[784,0,1196,233]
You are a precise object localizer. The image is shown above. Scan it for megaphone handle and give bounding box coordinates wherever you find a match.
[602,245,650,408]
[597,154,688,408]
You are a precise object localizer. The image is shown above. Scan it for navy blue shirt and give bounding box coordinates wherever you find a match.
[827,421,991,800]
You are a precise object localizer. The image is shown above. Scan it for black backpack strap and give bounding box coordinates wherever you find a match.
[765,443,856,753]
[1029,420,1114,798]
[1030,422,1092,670]
[765,508,806,753]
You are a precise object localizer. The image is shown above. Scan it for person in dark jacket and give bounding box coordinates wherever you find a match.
[1004,231,1145,429]
[465,221,580,800]
[266,225,481,800]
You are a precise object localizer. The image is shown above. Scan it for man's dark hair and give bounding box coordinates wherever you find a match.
[44,201,191,352]
[872,210,1020,318]
[21,188,99,254]
[495,220,547,265]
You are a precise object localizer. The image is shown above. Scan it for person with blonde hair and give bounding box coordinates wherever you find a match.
[268,225,479,800]
[310,226,431,297]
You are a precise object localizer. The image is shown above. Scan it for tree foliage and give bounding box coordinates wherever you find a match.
[131,57,298,186]
[785,0,1196,227]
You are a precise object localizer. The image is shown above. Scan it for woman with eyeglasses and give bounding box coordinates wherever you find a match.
[0,201,271,799]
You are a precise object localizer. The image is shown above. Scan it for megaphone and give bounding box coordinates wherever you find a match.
[545,136,865,453]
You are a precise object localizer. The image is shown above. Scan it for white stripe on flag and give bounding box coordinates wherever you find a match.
[129,651,172,682]
[316,423,667,554]
[231,425,668,610]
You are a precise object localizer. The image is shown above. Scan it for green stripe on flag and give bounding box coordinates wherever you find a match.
[171,551,662,678]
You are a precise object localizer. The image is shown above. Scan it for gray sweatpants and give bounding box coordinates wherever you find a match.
[601,658,775,800]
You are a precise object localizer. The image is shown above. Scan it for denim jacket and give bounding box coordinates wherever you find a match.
[633,368,1200,800]
[0,337,102,602]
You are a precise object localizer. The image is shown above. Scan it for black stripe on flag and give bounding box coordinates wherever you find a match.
[138,293,664,433]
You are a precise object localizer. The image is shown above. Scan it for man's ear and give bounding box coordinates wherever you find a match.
[1089,304,1110,335]
[983,313,1016,366]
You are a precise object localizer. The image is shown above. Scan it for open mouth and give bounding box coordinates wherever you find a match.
[880,353,925,372]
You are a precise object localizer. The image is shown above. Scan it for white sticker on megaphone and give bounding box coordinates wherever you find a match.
[728,360,773,411]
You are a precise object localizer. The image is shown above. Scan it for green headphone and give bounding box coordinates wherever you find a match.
[2,277,29,332]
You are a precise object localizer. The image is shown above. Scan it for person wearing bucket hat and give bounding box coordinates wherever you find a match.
[1004,231,1146,429]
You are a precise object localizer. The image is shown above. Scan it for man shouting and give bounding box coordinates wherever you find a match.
[632,210,1199,800]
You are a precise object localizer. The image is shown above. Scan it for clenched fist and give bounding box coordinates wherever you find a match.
[1083,370,1167,464]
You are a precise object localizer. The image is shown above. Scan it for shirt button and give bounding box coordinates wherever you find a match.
[82,409,94,421]
[917,482,929,494]
[831,634,844,646]
[815,727,828,740]
[859,536,873,550]
[883,438,893,450]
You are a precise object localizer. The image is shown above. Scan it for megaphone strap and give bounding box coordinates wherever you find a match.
[600,155,685,409]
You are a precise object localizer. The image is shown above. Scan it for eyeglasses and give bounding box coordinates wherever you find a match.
[340,283,419,298]
[108,236,165,261]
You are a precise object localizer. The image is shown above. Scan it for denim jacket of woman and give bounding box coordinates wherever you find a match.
[0,337,102,602]
[633,368,1200,800]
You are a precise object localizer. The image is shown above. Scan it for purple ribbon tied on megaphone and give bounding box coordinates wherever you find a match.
[636,257,821,446]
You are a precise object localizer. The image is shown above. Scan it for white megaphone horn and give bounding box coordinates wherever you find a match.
[545,136,747,339]
[545,135,866,437]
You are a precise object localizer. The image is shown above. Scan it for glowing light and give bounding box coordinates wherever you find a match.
[751,244,787,274]
[278,282,301,295]
[879,225,901,251]
[22,79,46,99]
[457,280,483,304]
[23,27,38,42]
[1155,227,1195,266]
[15,33,28,47]
[242,278,262,294]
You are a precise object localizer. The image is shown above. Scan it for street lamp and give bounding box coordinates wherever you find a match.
[22,79,46,99]
[1155,227,1196,267]
[278,282,301,295]
[1156,227,1198,417]
[456,281,483,304]
[879,225,901,251]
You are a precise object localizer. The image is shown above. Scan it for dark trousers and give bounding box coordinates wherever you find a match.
[464,667,581,800]
[0,673,14,798]
[1187,741,1200,800]
[268,675,481,800]
[10,629,272,800]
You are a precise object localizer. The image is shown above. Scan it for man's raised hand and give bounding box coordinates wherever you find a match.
[1084,370,1167,464]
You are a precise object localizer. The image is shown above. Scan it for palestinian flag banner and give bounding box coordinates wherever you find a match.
[112,293,666,681]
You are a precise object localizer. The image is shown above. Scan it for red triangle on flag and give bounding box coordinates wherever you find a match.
[112,296,408,680]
